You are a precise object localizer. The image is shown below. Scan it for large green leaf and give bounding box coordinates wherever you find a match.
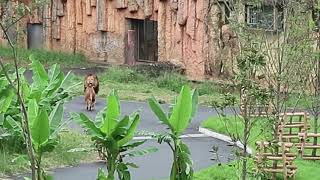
[0,87,14,113]
[97,168,108,180]
[60,71,73,90]
[27,99,38,126]
[30,55,48,88]
[49,103,64,133]
[111,116,130,141]
[191,89,199,119]
[169,86,192,135]
[118,114,140,147]
[148,96,172,130]
[31,109,49,147]
[127,147,158,157]
[121,140,146,151]
[117,163,131,180]
[0,114,4,126]
[43,64,64,97]
[3,115,22,135]
[71,113,104,138]
[48,64,61,81]
[21,77,30,98]
[100,90,120,135]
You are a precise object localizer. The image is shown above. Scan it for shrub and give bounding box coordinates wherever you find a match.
[133,62,183,78]
[0,45,86,66]
[102,66,146,83]
[156,72,188,93]
[197,81,219,96]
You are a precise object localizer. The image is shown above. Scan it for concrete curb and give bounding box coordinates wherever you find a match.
[199,127,253,154]
[133,134,209,140]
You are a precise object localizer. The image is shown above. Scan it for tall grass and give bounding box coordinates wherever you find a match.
[100,66,229,96]
[0,46,86,67]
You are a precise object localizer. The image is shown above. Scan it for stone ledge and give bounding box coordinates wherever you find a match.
[199,127,253,154]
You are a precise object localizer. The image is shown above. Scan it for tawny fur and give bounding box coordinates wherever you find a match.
[84,74,99,94]
[85,85,96,111]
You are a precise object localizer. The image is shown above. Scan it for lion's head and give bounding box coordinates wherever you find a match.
[86,75,95,87]
[84,74,99,94]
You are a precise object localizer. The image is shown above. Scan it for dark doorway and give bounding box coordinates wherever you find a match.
[129,19,158,62]
[27,23,43,49]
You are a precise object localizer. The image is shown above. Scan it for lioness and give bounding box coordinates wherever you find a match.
[84,74,99,94]
[85,85,96,111]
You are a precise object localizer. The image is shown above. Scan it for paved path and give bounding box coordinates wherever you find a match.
[64,96,234,134]
[17,68,237,180]
[37,97,235,180]
[49,138,235,180]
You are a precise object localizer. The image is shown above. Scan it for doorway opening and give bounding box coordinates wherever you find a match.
[27,23,43,49]
[128,19,158,62]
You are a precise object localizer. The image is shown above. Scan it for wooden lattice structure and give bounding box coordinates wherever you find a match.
[297,128,320,160]
[255,141,297,180]
[278,112,309,143]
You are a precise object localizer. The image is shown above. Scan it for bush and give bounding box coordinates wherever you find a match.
[102,66,146,83]
[133,62,183,78]
[156,72,188,93]
[0,46,86,66]
[197,81,219,96]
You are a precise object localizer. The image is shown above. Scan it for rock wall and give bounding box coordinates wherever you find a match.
[1,0,215,80]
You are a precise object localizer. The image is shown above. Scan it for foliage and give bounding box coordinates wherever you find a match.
[211,46,271,180]
[148,85,198,180]
[0,55,75,142]
[0,56,75,179]
[200,116,320,180]
[101,66,146,83]
[0,131,95,177]
[155,72,189,93]
[71,90,156,180]
[0,45,86,67]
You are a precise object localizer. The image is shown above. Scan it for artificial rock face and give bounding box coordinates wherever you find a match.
[2,0,236,80]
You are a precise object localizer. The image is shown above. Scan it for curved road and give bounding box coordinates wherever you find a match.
[17,68,237,180]
[40,97,236,180]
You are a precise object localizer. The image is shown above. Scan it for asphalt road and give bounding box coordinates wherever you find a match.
[47,97,236,180]
[49,138,236,180]
[11,68,237,180]
[64,96,234,135]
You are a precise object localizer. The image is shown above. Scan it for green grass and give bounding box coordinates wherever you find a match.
[201,116,273,148]
[0,46,87,67]
[72,65,235,105]
[200,116,320,180]
[0,130,95,177]
[194,163,238,180]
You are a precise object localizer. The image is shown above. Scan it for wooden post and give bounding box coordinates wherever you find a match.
[127,30,136,65]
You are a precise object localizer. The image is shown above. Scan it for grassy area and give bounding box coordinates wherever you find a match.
[71,65,236,105]
[0,46,88,67]
[0,130,95,177]
[200,116,320,180]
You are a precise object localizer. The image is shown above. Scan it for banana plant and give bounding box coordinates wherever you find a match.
[71,90,155,180]
[148,85,198,180]
[0,55,76,142]
[28,99,65,180]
